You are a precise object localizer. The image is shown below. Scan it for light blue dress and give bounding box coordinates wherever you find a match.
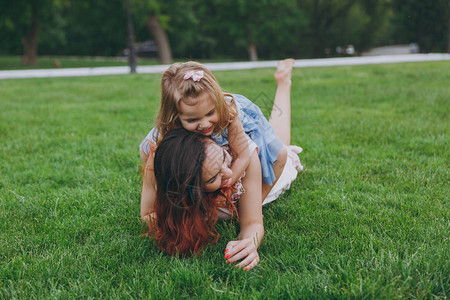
[140,94,284,186]
[213,94,283,186]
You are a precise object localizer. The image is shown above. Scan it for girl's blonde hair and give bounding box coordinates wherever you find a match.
[153,61,237,144]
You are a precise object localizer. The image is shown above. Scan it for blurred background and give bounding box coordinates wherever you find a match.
[0,0,448,68]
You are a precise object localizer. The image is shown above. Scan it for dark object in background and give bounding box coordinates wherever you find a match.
[121,40,158,58]
[125,0,136,73]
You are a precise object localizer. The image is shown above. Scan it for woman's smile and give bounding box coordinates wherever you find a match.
[220,178,230,187]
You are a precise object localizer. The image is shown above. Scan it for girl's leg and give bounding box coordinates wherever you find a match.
[261,146,287,200]
[261,59,295,200]
[269,58,294,145]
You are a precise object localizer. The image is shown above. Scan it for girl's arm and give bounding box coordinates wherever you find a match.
[224,150,264,271]
[227,116,252,186]
[140,148,157,225]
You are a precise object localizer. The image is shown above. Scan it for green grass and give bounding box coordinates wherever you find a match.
[0,61,449,298]
[0,55,160,70]
[0,55,240,70]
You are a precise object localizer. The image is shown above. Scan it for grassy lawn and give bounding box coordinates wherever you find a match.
[0,56,239,70]
[0,55,160,70]
[0,61,448,298]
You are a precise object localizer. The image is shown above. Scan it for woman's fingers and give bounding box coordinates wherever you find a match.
[225,241,239,253]
[237,253,260,271]
[225,240,250,261]
[224,239,259,270]
[224,240,241,258]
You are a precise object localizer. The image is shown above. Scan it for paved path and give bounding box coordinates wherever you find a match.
[0,53,449,80]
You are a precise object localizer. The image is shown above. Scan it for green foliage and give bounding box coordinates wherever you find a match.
[390,0,449,52]
[38,2,68,54]
[294,0,394,56]
[0,0,68,55]
[0,0,448,58]
[169,0,305,59]
[58,0,128,56]
[0,0,33,54]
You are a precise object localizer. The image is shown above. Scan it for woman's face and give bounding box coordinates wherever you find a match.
[202,142,233,192]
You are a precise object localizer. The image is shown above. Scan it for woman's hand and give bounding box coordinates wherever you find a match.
[224,239,260,271]
[224,150,264,271]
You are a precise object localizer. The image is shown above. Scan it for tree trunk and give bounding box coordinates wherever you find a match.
[248,43,258,61]
[146,15,172,64]
[247,29,258,61]
[126,0,137,73]
[21,0,40,66]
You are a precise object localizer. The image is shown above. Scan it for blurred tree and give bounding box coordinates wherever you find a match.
[0,0,67,65]
[191,0,302,60]
[61,0,127,56]
[38,3,67,55]
[355,0,392,50]
[21,0,40,65]
[320,0,392,55]
[132,0,173,64]
[390,0,448,52]
[255,0,305,59]
[146,15,172,63]
[296,0,358,57]
[2,0,447,62]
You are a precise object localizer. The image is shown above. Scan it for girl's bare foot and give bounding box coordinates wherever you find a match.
[274,58,295,85]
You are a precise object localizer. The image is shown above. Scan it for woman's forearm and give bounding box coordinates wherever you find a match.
[237,150,264,247]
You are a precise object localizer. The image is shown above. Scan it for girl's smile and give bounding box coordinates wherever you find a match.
[178,95,219,136]
[199,124,214,135]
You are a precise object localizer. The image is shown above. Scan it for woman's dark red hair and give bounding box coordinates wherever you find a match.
[149,128,235,256]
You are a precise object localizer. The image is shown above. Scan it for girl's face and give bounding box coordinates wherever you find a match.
[178,94,219,136]
[202,142,233,192]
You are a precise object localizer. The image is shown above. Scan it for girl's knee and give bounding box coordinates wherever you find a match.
[275,146,287,170]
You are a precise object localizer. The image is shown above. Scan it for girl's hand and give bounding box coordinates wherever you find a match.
[224,239,260,271]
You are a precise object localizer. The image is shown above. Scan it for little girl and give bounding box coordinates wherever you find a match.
[140,60,296,216]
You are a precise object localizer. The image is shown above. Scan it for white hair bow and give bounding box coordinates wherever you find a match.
[183,70,204,82]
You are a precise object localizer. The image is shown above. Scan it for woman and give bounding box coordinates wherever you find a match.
[141,60,302,270]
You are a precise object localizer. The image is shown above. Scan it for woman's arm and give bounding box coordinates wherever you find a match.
[224,150,264,271]
[140,148,157,224]
[227,116,251,185]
